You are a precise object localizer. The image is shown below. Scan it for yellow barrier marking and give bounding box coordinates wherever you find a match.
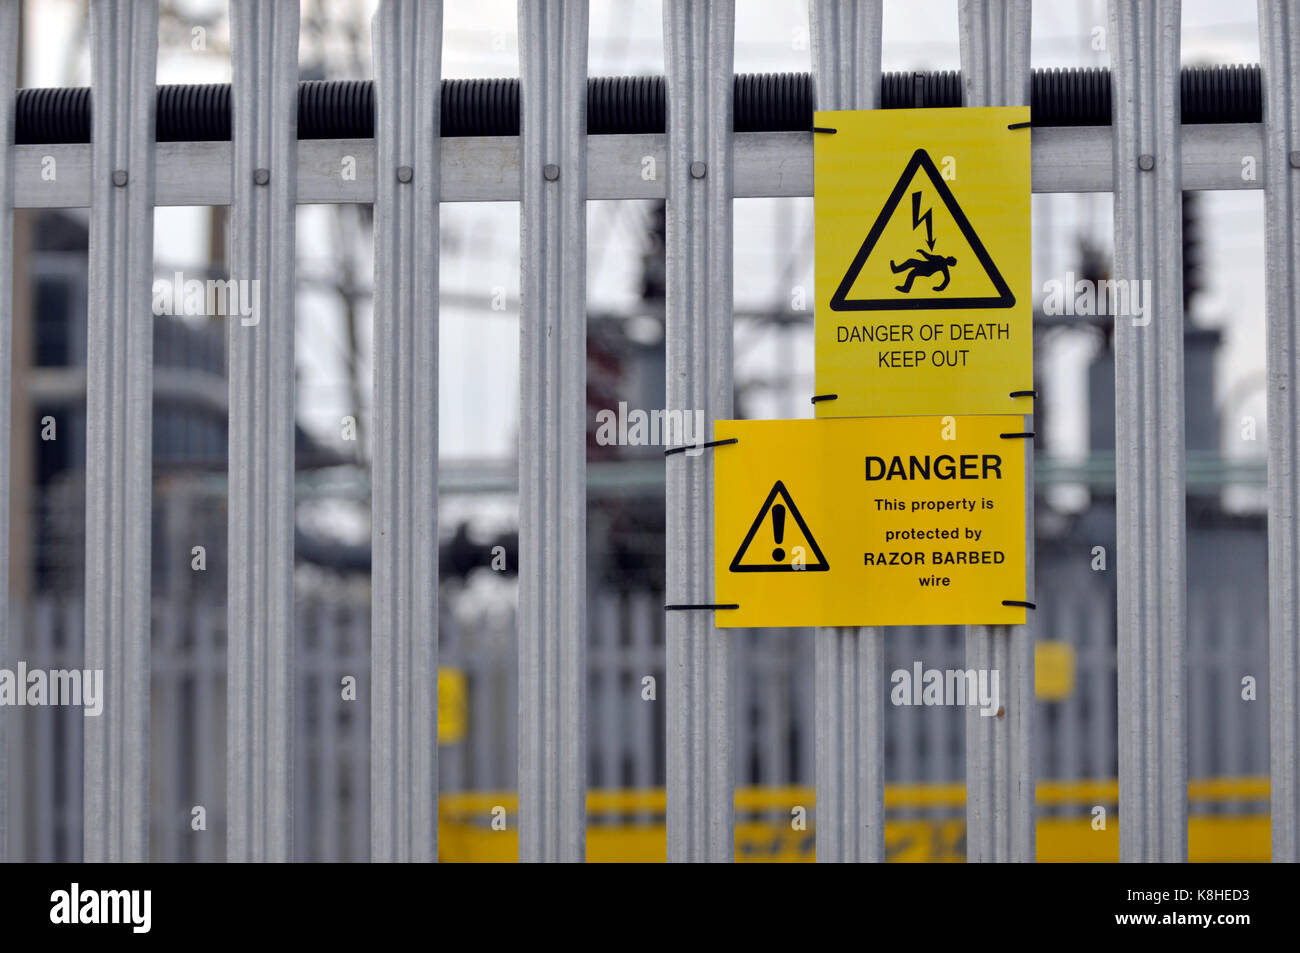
[439,777,1270,820]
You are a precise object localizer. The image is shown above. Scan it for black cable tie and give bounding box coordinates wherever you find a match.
[1009,389,1036,398]
[664,437,738,457]
[1000,431,1035,439]
[1007,120,1032,129]
[1001,600,1037,610]
[810,394,838,404]
[664,603,740,611]
[811,126,837,134]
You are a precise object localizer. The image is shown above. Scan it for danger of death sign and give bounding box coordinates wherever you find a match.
[813,107,1032,417]
[713,416,1027,628]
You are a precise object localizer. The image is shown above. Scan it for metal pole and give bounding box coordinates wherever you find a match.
[1258,0,1300,863]
[83,0,157,864]
[958,0,1035,864]
[809,0,885,865]
[0,0,17,864]
[227,0,299,863]
[1109,0,1188,863]
[517,0,589,863]
[663,0,735,863]
[370,0,442,864]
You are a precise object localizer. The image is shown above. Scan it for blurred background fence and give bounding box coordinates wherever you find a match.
[5,570,1270,861]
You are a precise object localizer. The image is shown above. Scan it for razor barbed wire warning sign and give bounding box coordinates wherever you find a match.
[829,148,1015,312]
[814,107,1032,418]
[713,416,1028,629]
[730,480,829,572]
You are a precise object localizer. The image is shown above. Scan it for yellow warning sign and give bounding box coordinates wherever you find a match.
[814,107,1031,417]
[713,416,1027,628]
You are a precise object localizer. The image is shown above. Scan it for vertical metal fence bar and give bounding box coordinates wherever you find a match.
[349,606,369,863]
[1259,0,1300,863]
[317,607,339,861]
[294,612,311,860]
[0,0,17,864]
[809,0,884,865]
[663,0,735,863]
[9,606,27,860]
[631,594,654,800]
[928,626,949,782]
[442,618,463,794]
[66,604,83,858]
[472,650,491,788]
[226,0,299,863]
[1190,589,1209,781]
[195,606,217,863]
[599,597,620,791]
[83,0,157,864]
[370,0,442,864]
[1089,587,1112,781]
[33,610,53,859]
[1220,595,1244,802]
[517,0,589,863]
[958,0,1034,864]
[167,606,184,861]
[1109,0,1187,863]
[1060,604,1081,781]
[734,634,750,798]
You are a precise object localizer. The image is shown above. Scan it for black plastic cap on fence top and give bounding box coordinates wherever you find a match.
[13,64,1263,145]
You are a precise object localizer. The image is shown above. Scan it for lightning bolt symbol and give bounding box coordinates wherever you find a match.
[911,190,935,250]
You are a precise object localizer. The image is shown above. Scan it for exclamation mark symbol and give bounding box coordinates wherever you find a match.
[771,504,786,563]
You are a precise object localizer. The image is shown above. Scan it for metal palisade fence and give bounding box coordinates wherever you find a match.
[0,0,1296,863]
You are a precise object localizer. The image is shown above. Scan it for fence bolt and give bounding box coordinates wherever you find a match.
[254,167,270,185]
[1290,150,1300,169]
[543,163,560,181]
[112,169,128,187]
[1138,154,1155,171]
[690,160,707,178]
[396,165,413,183]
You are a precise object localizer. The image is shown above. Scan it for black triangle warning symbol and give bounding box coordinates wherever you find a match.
[829,149,1015,312]
[730,481,829,573]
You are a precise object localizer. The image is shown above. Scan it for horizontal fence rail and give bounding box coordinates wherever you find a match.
[3,124,1272,209]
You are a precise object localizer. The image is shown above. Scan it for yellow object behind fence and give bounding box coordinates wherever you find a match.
[438,778,1270,862]
[437,668,467,745]
[1034,640,1076,700]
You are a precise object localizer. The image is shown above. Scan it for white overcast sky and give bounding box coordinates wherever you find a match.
[22,0,1269,476]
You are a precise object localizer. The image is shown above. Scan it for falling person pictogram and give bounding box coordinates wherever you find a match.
[890,249,958,293]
